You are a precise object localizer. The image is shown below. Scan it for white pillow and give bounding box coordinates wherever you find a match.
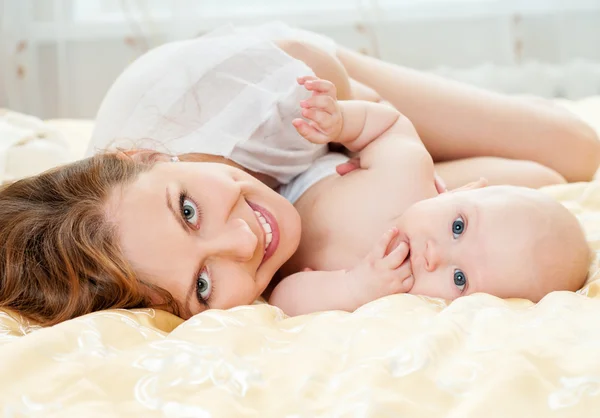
[0,110,70,183]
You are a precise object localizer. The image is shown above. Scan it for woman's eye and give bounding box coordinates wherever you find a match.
[454,269,467,292]
[452,216,465,239]
[182,198,199,225]
[197,268,212,302]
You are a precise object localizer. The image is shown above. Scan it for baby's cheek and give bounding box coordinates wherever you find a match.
[400,206,431,233]
[410,271,453,300]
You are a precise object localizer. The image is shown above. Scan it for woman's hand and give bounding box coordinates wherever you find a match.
[292,76,343,144]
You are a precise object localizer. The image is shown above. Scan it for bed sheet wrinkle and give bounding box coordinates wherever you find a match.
[2,98,600,415]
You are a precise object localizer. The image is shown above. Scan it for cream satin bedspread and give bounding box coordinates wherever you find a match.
[2,100,600,416]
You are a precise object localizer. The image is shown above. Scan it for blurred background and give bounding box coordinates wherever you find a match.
[1,0,600,119]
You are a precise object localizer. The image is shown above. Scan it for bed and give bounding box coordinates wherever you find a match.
[1,99,600,416]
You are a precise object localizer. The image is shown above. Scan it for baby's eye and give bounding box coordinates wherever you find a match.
[181,197,199,225]
[452,216,465,239]
[454,269,467,292]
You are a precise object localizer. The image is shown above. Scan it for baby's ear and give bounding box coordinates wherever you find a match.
[450,177,488,193]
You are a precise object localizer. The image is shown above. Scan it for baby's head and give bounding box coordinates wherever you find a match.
[397,180,590,302]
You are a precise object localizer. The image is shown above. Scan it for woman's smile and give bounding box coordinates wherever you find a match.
[248,201,280,266]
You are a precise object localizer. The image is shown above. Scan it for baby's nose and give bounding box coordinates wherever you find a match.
[210,218,258,262]
[424,240,442,272]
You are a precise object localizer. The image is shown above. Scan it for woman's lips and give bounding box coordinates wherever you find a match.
[247,201,280,265]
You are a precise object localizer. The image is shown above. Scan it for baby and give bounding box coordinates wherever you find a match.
[269,76,591,316]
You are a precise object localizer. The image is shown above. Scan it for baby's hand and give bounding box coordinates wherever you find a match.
[346,227,414,307]
[292,76,343,145]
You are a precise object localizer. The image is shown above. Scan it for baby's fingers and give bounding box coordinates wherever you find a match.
[300,95,337,115]
[304,79,337,98]
[292,118,330,144]
[395,273,414,294]
[297,75,319,86]
[384,241,410,269]
[371,227,400,260]
[301,108,335,131]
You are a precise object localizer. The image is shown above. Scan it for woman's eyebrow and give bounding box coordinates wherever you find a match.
[166,186,190,235]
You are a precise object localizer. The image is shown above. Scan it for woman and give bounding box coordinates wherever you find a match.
[0,23,597,326]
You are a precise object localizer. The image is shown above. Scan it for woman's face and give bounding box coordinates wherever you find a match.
[107,160,301,318]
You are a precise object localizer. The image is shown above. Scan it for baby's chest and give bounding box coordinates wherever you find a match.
[318,225,388,271]
[298,189,411,270]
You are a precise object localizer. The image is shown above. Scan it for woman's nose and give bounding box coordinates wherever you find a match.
[207,218,258,261]
[424,240,442,272]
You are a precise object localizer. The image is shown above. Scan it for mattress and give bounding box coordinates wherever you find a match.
[1,99,600,416]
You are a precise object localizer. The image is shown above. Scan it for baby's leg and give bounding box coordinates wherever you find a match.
[435,157,567,190]
[335,46,600,182]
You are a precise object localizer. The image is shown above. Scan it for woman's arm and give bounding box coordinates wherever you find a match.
[276,40,354,100]
[276,40,388,104]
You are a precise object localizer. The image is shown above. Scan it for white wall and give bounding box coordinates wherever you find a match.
[2,0,600,119]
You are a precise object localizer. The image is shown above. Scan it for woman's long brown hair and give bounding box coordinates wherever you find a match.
[0,151,178,326]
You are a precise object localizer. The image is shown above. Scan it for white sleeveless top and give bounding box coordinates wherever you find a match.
[88,22,337,184]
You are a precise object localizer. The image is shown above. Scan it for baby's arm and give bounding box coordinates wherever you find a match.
[269,228,413,316]
[269,269,357,316]
[294,76,430,175]
[293,76,421,154]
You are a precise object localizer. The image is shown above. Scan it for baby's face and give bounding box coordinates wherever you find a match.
[395,185,589,302]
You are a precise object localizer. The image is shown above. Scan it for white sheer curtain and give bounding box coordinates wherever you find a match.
[2,0,600,118]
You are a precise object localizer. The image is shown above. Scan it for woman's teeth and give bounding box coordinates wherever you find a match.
[253,210,273,250]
